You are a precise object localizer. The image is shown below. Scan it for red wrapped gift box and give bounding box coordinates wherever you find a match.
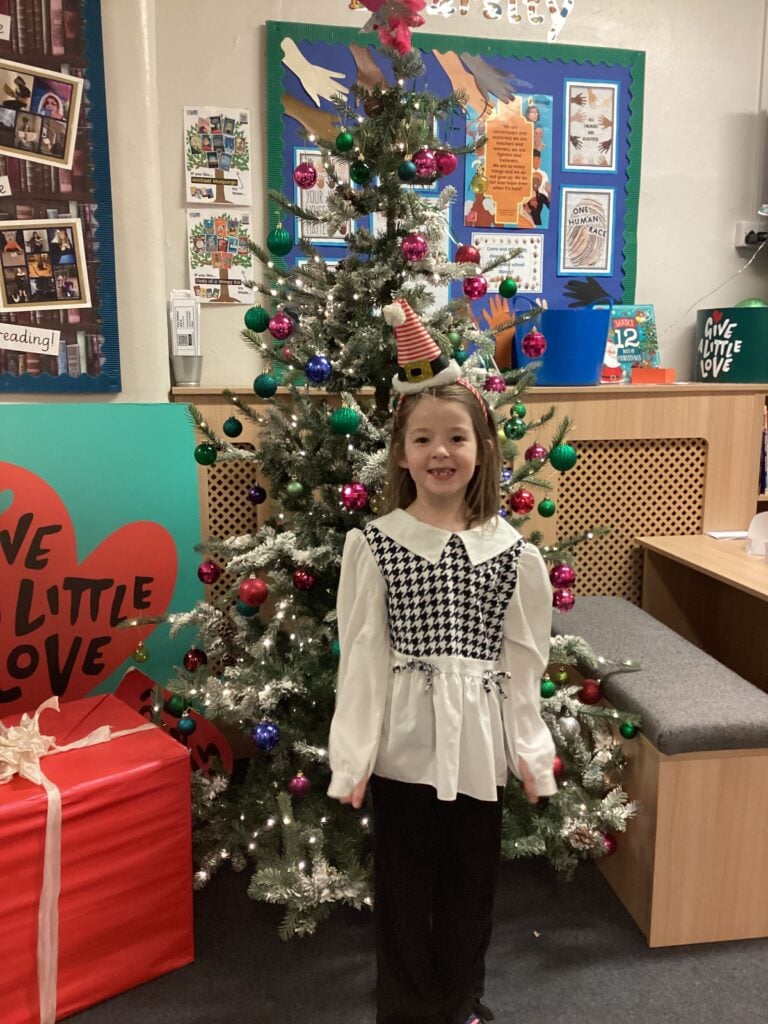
[0,694,194,1024]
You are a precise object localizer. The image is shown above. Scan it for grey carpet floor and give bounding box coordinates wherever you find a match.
[68,857,768,1024]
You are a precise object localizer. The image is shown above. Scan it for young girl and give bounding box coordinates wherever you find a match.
[328,299,556,1024]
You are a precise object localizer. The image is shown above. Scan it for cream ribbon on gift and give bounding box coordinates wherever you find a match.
[0,696,157,1024]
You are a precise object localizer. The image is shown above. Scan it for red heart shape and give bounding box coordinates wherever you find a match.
[0,462,177,716]
[713,309,723,322]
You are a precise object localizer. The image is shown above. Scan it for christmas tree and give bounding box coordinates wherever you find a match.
[159,40,639,939]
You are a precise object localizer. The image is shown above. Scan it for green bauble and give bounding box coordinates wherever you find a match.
[194,443,217,466]
[397,160,418,182]
[350,160,372,185]
[453,348,469,365]
[331,639,341,661]
[165,694,186,718]
[330,407,361,435]
[499,277,518,299]
[253,373,278,398]
[285,480,304,499]
[735,297,768,307]
[447,330,462,345]
[503,417,526,440]
[335,130,354,153]
[244,305,270,333]
[538,497,556,518]
[266,226,293,257]
[549,443,578,471]
[514,402,526,418]
[540,676,557,699]
[619,721,638,739]
[223,416,243,438]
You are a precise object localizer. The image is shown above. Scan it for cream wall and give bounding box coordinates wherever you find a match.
[26,0,768,401]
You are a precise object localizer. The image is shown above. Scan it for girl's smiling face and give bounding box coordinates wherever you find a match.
[399,398,479,505]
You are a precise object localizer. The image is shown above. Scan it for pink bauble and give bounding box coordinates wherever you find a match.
[435,150,458,176]
[601,833,618,856]
[483,374,507,394]
[412,147,436,178]
[552,588,576,612]
[197,560,222,585]
[508,488,535,514]
[341,482,369,510]
[282,346,294,361]
[293,568,317,591]
[293,162,318,189]
[552,754,565,778]
[401,233,428,262]
[550,563,576,589]
[288,772,311,798]
[521,328,547,358]
[455,244,481,264]
[463,275,488,300]
[268,312,294,340]
[525,442,548,462]
[238,577,269,607]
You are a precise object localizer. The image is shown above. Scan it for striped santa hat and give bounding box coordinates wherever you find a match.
[384,298,460,394]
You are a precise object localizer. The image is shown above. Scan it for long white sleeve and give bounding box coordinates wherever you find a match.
[327,529,392,799]
[499,543,557,797]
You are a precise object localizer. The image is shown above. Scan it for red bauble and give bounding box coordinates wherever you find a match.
[483,374,507,394]
[288,772,311,798]
[508,488,535,514]
[552,755,565,778]
[455,244,481,264]
[293,162,318,189]
[550,563,576,589]
[238,577,269,606]
[412,147,437,178]
[183,647,208,672]
[434,150,458,176]
[601,833,618,856]
[401,232,428,262]
[268,311,294,340]
[197,560,222,585]
[293,568,317,591]
[579,679,602,705]
[521,328,547,358]
[463,275,488,300]
[341,482,369,510]
[552,588,576,612]
[525,442,548,462]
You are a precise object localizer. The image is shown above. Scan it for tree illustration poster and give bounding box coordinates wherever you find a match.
[184,106,251,205]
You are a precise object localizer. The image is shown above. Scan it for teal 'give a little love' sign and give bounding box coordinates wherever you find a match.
[695,307,768,382]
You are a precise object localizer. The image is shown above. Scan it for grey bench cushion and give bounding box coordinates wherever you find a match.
[552,597,768,755]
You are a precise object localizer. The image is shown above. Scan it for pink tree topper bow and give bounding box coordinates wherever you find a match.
[360,0,426,54]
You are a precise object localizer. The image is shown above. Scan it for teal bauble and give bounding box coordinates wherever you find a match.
[253,373,278,398]
[285,480,304,499]
[331,639,341,661]
[336,130,354,152]
[735,297,768,307]
[503,417,526,440]
[453,348,469,365]
[194,443,217,466]
[244,306,270,332]
[236,599,260,617]
[538,497,556,518]
[266,226,293,257]
[350,160,372,185]
[397,160,418,182]
[499,277,518,299]
[549,443,578,471]
[223,416,243,438]
[330,407,361,435]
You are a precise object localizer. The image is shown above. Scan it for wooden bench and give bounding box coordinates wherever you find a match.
[554,596,768,947]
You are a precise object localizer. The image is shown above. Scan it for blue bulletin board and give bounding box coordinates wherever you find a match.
[265,21,644,317]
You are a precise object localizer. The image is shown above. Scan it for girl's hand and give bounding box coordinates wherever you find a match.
[519,757,540,805]
[339,776,369,809]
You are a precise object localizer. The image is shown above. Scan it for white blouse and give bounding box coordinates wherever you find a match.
[327,508,557,803]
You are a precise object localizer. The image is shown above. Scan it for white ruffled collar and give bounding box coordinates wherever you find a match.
[368,508,521,566]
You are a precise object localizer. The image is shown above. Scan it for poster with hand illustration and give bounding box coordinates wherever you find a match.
[266,20,643,320]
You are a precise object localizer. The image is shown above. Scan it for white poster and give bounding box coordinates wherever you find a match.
[184,107,251,205]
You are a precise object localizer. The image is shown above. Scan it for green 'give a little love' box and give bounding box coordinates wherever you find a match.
[695,307,768,382]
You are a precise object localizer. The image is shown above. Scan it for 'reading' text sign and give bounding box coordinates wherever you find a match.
[0,462,178,716]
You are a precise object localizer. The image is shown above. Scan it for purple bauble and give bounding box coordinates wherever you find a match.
[550,563,576,589]
[483,374,507,394]
[435,150,458,176]
[525,442,548,462]
[248,484,267,504]
[521,328,547,358]
[268,311,294,341]
[197,560,222,585]
[552,588,576,613]
[288,772,311,799]
[401,232,428,262]
[252,721,280,751]
[341,482,369,510]
[463,275,488,300]
[293,568,317,591]
[293,161,318,189]
[412,147,437,178]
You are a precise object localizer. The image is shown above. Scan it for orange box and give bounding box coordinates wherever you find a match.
[630,366,676,384]
[0,695,193,1024]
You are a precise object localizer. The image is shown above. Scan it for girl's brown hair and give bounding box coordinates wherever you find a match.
[383,383,502,528]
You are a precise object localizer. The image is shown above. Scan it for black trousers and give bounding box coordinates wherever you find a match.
[370,775,504,1024]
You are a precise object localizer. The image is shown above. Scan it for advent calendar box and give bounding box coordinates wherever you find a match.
[0,695,194,1024]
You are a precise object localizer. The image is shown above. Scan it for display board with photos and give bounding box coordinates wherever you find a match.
[0,0,119,393]
[265,21,644,328]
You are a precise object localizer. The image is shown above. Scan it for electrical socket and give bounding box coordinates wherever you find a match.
[734,220,768,247]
